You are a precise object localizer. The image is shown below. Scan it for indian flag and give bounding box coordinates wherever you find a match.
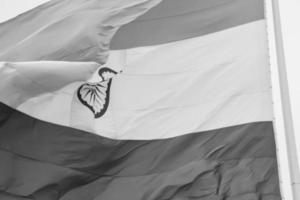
[0,0,281,199]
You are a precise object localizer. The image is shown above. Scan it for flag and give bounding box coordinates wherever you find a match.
[0,0,281,200]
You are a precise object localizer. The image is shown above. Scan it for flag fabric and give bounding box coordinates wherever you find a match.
[0,0,162,63]
[0,0,281,200]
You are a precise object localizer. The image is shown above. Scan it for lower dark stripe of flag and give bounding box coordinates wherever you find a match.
[0,102,281,200]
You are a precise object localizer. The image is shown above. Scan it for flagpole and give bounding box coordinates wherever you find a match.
[271,0,300,199]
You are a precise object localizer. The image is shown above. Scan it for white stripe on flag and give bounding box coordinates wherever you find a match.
[0,20,272,140]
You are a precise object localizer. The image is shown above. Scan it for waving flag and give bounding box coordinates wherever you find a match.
[0,0,281,200]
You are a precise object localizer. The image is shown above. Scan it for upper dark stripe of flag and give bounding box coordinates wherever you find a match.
[0,101,280,199]
[110,0,265,49]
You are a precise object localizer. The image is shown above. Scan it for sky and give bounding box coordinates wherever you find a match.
[0,0,299,199]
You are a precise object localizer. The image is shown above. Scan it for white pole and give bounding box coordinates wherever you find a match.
[271,0,300,199]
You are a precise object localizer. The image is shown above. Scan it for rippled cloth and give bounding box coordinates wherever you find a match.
[0,0,162,63]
